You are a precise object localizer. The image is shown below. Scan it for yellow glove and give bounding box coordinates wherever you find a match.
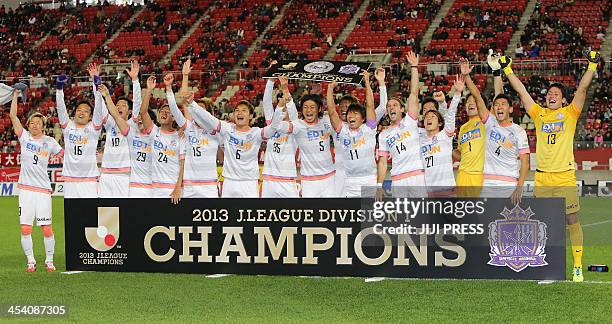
[498,56,513,75]
[585,50,601,71]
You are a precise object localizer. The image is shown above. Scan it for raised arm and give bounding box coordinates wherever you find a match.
[278,76,298,121]
[164,73,187,129]
[126,60,141,119]
[461,58,489,121]
[262,98,289,139]
[406,51,420,118]
[572,51,600,112]
[362,70,376,128]
[185,91,221,131]
[99,85,129,136]
[444,75,464,136]
[326,81,342,133]
[374,67,388,122]
[139,76,156,132]
[88,63,106,129]
[55,75,70,129]
[487,50,504,96]
[263,60,278,123]
[499,56,536,115]
[433,91,448,117]
[9,91,23,136]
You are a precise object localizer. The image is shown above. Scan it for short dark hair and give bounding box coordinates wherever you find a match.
[465,93,488,108]
[492,93,513,106]
[235,100,255,115]
[75,100,93,114]
[422,97,439,110]
[425,109,444,131]
[116,97,133,110]
[339,95,358,105]
[547,83,566,99]
[300,94,323,110]
[346,103,366,119]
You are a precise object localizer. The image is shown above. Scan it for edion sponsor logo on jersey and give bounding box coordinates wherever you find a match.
[153,140,177,156]
[228,135,253,150]
[421,143,441,155]
[342,136,366,149]
[385,130,413,146]
[188,135,209,146]
[488,130,515,149]
[270,132,289,143]
[25,142,50,158]
[68,134,89,145]
[307,130,330,141]
[541,121,564,133]
[459,128,482,144]
[131,138,152,152]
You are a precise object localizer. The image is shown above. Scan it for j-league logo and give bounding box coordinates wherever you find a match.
[488,205,548,272]
[85,207,120,251]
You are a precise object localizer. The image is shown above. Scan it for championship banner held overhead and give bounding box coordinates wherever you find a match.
[64,198,566,280]
[263,60,373,84]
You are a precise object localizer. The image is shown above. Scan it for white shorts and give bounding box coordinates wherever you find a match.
[334,168,346,197]
[301,174,336,198]
[183,184,219,198]
[392,173,427,198]
[152,187,176,198]
[481,179,517,198]
[19,189,52,226]
[261,180,299,198]
[129,185,152,198]
[64,181,98,198]
[98,173,129,198]
[344,175,377,197]
[221,179,259,198]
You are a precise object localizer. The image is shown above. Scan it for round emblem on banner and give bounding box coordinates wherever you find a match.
[304,61,334,74]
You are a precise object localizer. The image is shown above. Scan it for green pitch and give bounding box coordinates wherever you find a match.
[0,197,610,322]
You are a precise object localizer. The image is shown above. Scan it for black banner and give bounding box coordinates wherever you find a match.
[263,60,372,84]
[64,198,566,280]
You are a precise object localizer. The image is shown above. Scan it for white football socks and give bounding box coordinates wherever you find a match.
[21,234,35,263]
[44,235,55,263]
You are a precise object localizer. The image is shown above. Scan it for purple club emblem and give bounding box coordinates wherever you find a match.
[488,205,548,272]
[338,64,360,74]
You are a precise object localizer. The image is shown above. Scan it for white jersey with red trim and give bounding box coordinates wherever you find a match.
[217,122,265,181]
[420,131,455,189]
[336,123,377,178]
[183,120,220,185]
[61,120,102,181]
[17,129,63,193]
[56,87,104,182]
[377,113,424,180]
[262,122,297,180]
[419,94,459,190]
[292,116,335,179]
[99,80,141,173]
[126,120,154,187]
[483,115,530,181]
[150,125,186,189]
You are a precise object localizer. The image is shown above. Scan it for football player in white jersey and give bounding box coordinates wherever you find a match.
[286,93,336,197]
[10,91,63,272]
[326,71,378,197]
[460,59,529,204]
[165,62,220,198]
[186,89,287,198]
[420,74,464,197]
[98,75,156,198]
[56,63,106,198]
[377,51,427,198]
[332,68,388,196]
[98,60,140,197]
[261,75,300,197]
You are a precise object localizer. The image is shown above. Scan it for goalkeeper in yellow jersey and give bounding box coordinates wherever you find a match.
[499,50,601,282]
[455,50,504,197]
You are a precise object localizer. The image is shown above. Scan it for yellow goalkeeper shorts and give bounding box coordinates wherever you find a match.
[534,170,580,214]
[456,170,483,197]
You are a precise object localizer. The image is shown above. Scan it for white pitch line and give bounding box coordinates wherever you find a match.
[582,219,612,228]
[61,271,85,275]
[205,274,232,278]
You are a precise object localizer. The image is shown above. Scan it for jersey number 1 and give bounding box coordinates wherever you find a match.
[547,133,556,144]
